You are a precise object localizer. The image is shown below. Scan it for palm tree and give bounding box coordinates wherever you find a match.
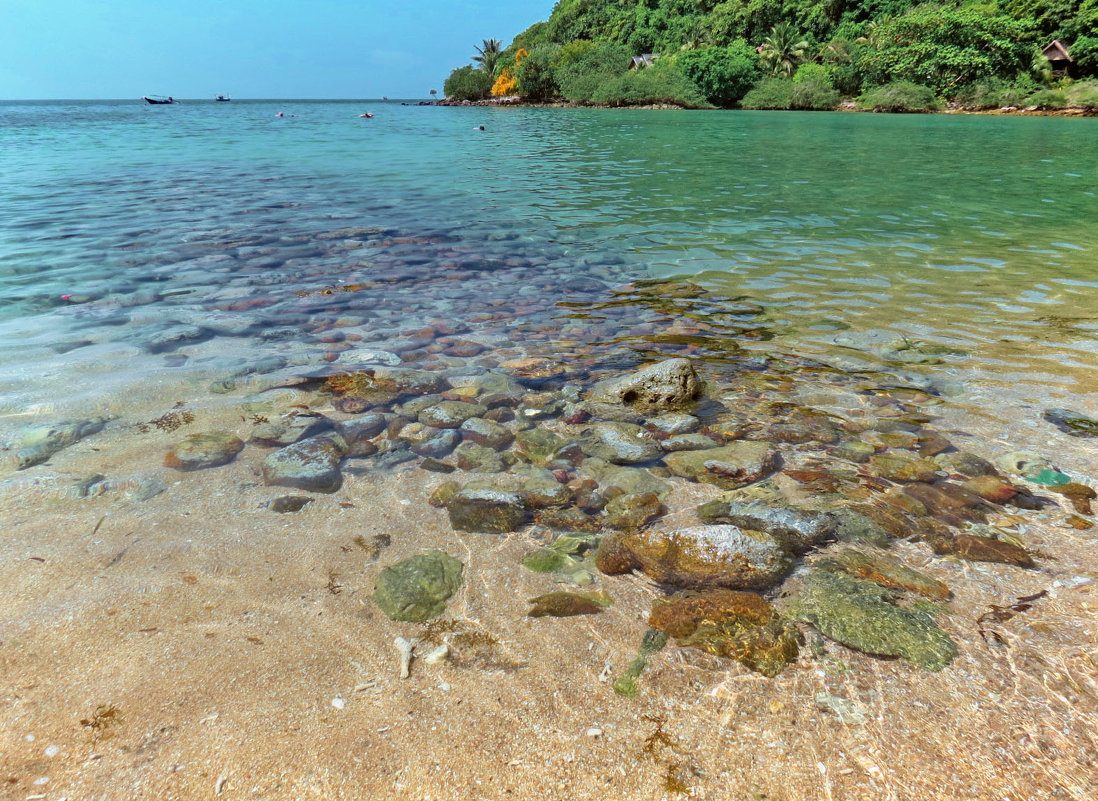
[759,23,809,78]
[472,39,504,76]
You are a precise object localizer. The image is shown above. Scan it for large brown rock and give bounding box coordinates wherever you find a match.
[596,524,792,590]
[584,358,702,420]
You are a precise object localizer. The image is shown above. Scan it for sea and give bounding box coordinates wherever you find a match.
[1,99,1096,800]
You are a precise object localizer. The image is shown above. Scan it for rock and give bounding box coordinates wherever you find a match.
[453,442,515,473]
[513,429,565,465]
[1051,482,1096,515]
[962,475,1018,504]
[250,410,333,447]
[336,413,388,445]
[394,394,447,418]
[649,589,801,677]
[13,417,110,470]
[605,492,665,530]
[830,509,892,547]
[130,477,167,502]
[270,495,313,513]
[868,452,941,483]
[527,590,611,618]
[663,442,781,489]
[935,451,998,478]
[373,550,464,622]
[261,434,346,493]
[446,487,526,533]
[498,356,567,384]
[459,417,514,451]
[696,501,836,552]
[1043,408,1098,438]
[420,457,456,474]
[577,422,661,464]
[533,507,604,532]
[520,478,572,509]
[596,524,792,590]
[398,423,460,458]
[928,533,1034,568]
[585,358,702,420]
[834,439,875,463]
[778,569,956,672]
[660,433,720,452]
[419,401,488,429]
[428,481,461,507]
[996,451,1064,483]
[823,549,950,600]
[648,413,700,435]
[580,458,671,498]
[326,367,449,407]
[146,325,207,353]
[165,432,245,471]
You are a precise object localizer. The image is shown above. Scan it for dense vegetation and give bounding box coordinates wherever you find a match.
[443,0,1098,110]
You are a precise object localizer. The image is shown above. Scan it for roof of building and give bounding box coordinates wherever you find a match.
[1042,40,1073,62]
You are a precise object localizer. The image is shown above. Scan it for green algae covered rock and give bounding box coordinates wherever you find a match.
[373,550,464,622]
[778,569,956,671]
[823,549,951,600]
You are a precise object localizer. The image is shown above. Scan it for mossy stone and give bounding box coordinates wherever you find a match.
[778,569,957,671]
[373,550,464,622]
[513,429,566,465]
[823,549,950,600]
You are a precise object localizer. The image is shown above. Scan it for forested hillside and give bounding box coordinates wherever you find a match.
[443,0,1098,110]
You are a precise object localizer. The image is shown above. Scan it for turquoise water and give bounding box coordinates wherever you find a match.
[2,99,1097,417]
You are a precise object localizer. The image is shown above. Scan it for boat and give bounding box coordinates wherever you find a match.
[215,95,230,102]
[143,95,174,104]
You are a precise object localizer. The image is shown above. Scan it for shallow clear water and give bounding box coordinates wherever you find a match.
[1,99,1097,421]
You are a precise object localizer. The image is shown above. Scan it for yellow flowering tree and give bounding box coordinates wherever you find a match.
[491,49,529,97]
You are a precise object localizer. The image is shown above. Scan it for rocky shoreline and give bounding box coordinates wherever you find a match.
[433,96,1098,116]
[17,344,1092,688]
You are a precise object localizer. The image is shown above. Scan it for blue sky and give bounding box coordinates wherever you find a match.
[0,0,557,99]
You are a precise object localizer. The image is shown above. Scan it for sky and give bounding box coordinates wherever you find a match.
[0,0,558,99]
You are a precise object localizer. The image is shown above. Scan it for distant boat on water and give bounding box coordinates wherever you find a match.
[215,94,230,102]
[143,95,174,104]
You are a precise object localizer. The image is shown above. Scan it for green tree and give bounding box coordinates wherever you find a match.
[760,23,810,77]
[472,39,505,75]
[516,45,563,100]
[444,66,493,101]
[1073,36,1098,77]
[556,41,632,102]
[677,41,762,105]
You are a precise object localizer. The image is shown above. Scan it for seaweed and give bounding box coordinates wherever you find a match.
[81,703,123,742]
[351,533,391,559]
[977,589,1049,645]
[326,571,343,595]
[614,629,669,697]
[137,404,195,434]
